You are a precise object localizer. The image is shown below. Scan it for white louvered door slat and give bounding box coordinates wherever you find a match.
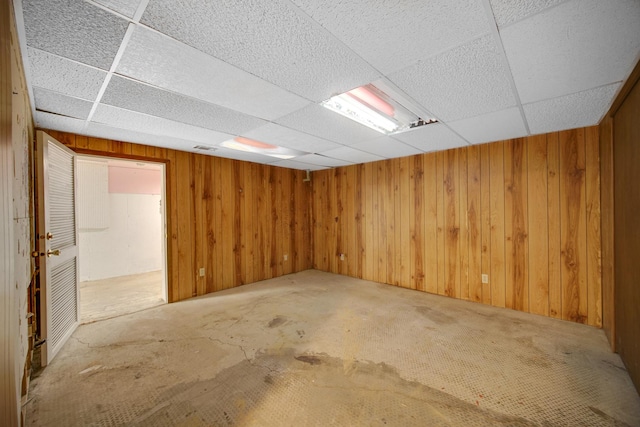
[36,131,80,365]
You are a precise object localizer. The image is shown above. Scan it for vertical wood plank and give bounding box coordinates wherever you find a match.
[268,166,277,279]
[364,163,375,281]
[166,150,179,302]
[193,154,205,296]
[547,133,562,319]
[528,135,550,316]
[424,153,438,294]
[213,157,224,291]
[235,161,245,286]
[313,170,326,270]
[504,138,529,312]
[480,144,492,305]
[281,168,292,275]
[355,165,364,279]
[291,170,300,272]
[489,141,506,307]
[585,126,602,327]
[386,160,396,285]
[436,151,446,295]
[243,163,255,284]
[377,161,387,283]
[346,166,357,277]
[467,145,482,302]
[175,151,194,300]
[301,173,312,270]
[338,168,347,275]
[392,159,400,285]
[459,149,469,300]
[253,163,266,282]
[559,129,588,323]
[204,157,216,294]
[410,155,425,291]
[221,160,234,289]
[444,149,460,298]
[399,157,411,288]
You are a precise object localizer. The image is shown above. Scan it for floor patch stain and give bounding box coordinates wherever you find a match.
[268,316,286,328]
[295,355,322,365]
[414,305,457,325]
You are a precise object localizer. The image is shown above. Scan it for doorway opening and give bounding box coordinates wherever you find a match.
[76,156,167,323]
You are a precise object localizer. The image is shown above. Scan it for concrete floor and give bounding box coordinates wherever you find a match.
[80,270,165,323]
[27,270,640,426]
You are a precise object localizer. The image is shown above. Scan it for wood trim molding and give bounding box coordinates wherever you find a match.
[605,57,640,119]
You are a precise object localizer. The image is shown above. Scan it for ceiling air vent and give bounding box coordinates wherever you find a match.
[194,145,217,151]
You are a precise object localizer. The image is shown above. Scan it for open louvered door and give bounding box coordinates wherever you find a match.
[36,131,79,366]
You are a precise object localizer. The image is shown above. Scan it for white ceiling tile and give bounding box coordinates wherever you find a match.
[116,26,310,120]
[34,87,93,120]
[388,35,517,122]
[35,111,87,134]
[502,0,640,104]
[27,48,107,101]
[140,0,380,102]
[101,75,268,135]
[275,104,382,146]
[391,123,469,152]
[241,123,341,153]
[270,160,328,171]
[84,121,201,151]
[489,0,566,28]
[92,104,234,146]
[350,137,422,159]
[524,84,620,135]
[295,154,354,168]
[291,0,490,75]
[447,108,528,145]
[318,146,384,164]
[92,0,142,18]
[22,0,128,70]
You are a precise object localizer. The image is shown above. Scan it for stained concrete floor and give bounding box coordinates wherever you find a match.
[80,270,165,323]
[26,270,640,426]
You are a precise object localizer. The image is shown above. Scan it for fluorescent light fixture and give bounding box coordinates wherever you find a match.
[220,137,308,160]
[321,83,437,135]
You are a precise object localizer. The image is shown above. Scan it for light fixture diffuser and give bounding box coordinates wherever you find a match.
[321,83,437,135]
[220,137,308,160]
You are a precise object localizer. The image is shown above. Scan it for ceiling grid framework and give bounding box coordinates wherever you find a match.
[14,0,640,169]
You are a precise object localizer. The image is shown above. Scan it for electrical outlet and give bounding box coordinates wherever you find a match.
[340,253,345,261]
[199,268,205,277]
[283,254,288,261]
[481,274,489,284]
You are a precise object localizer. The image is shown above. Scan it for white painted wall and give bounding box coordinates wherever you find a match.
[79,193,162,281]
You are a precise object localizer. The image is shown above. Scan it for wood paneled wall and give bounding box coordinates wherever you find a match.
[612,75,640,393]
[44,131,313,303]
[312,127,602,327]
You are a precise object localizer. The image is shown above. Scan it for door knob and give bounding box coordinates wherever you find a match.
[46,232,54,240]
[47,249,60,257]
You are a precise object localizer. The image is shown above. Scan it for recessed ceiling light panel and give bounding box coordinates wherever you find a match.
[321,83,437,135]
[220,137,308,160]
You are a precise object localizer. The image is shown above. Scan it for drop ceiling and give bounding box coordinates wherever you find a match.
[15,0,640,170]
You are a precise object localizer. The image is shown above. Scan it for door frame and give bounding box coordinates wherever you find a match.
[74,154,169,314]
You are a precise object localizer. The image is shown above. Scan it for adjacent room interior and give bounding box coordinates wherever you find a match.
[76,156,166,323]
[2,0,640,426]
